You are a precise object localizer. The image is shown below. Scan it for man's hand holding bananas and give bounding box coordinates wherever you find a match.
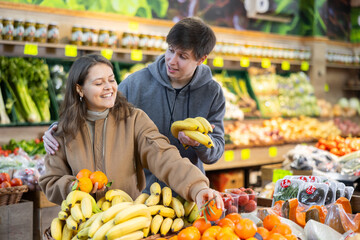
[171,117,214,149]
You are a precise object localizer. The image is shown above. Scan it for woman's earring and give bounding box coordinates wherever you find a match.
[80,96,83,102]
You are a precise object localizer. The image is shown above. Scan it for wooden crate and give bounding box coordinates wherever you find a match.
[34,205,61,240]
[22,191,56,209]
[0,200,33,240]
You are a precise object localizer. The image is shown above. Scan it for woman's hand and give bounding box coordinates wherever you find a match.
[195,188,224,211]
[177,131,200,147]
[70,181,106,194]
[43,124,59,155]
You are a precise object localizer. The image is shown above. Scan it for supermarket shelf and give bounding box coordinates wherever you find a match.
[0,125,49,145]
[326,63,360,69]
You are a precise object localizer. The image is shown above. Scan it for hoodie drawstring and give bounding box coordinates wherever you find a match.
[187,85,190,118]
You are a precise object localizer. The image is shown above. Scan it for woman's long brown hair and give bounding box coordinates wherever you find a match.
[56,54,133,141]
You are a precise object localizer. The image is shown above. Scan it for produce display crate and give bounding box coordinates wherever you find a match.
[37,205,61,240]
[22,190,57,208]
[0,185,28,206]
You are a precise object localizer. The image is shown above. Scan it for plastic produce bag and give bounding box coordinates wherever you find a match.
[305,219,342,240]
[13,168,41,191]
[297,182,329,206]
[272,178,303,206]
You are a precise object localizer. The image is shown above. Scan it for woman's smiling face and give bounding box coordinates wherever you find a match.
[77,63,118,112]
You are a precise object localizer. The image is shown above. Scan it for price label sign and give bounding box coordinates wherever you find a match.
[128,22,139,32]
[213,57,224,67]
[241,149,250,160]
[272,169,292,183]
[240,57,250,67]
[24,43,38,56]
[65,45,77,57]
[281,61,290,71]
[269,146,278,157]
[203,58,207,65]
[261,58,271,68]
[224,150,234,162]
[101,49,113,60]
[131,49,143,61]
[324,83,329,92]
[301,61,309,71]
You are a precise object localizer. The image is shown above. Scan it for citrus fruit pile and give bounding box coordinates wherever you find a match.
[73,169,109,193]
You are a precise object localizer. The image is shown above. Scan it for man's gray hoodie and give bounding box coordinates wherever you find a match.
[119,54,225,193]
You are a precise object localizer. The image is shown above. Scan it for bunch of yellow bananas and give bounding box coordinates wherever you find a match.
[171,117,214,149]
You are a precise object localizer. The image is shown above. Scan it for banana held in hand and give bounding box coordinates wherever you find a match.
[184,118,205,133]
[171,120,199,138]
[195,116,213,134]
[182,130,214,148]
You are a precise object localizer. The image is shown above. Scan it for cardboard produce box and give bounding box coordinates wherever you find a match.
[0,200,33,240]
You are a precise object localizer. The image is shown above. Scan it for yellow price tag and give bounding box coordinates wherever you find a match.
[240,57,250,67]
[24,43,38,56]
[213,57,224,67]
[131,49,143,61]
[64,45,77,57]
[272,169,292,183]
[224,150,234,162]
[269,146,278,157]
[101,49,113,60]
[203,58,207,65]
[261,58,271,68]
[241,149,250,160]
[281,61,290,71]
[301,61,309,71]
[324,83,329,92]
[128,22,139,32]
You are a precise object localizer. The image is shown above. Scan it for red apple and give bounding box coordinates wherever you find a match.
[0,173,11,184]
[0,181,11,188]
[244,200,257,212]
[237,191,249,206]
[10,178,23,187]
[244,188,256,201]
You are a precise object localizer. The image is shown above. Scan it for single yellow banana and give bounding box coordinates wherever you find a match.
[184,118,205,134]
[87,212,104,238]
[80,197,92,220]
[171,217,184,232]
[111,195,125,206]
[113,204,150,224]
[159,206,176,219]
[101,201,133,223]
[187,204,200,223]
[171,120,199,138]
[171,197,185,218]
[160,217,173,237]
[150,182,161,196]
[145,194,160,206]
[105,216,151,240]
[142,216,152,238]
[76,226,89,239]
[70,203,85,223]
[50,217,63,240]
[96,196,106,208]
[182,130,214,148]
[66,190,101,213]
[150,214,163,235]
[101,200,111,211]
[147,205,163,215]
[162,186,172,207]
[61,200,70,212]
[65,215,77,231]
[58,210,68,220]
[105,189,133,202]
[134,193,150,204]
[184,201,196,217]
[61,223,73,240]
[92,220,115,240]
[113,230,144,240]
[195,116,213,134]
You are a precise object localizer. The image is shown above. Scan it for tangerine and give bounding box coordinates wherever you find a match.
[263,214,281,231]
[270,223,292,236]
[201,237,216,240]
[225,213,242,225]
[216,231,239,240]
[76,169,92,179]
[217,217,236,230]
[75,177,93,193]
[169,237,178,240]
[89,171,108,189]
[202,226,222,238]
[267,233,287,240]
[257,227,270,240]
[202,199,223,222]
[193,217,211,234]
[234,218,257,239]
[178,226,201,240]
[284,234,298,240]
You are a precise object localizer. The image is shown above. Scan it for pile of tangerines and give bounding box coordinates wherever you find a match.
[73,169,109,193]
[157,213,297,240]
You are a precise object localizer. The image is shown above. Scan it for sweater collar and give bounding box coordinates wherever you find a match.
[86,109,109,121]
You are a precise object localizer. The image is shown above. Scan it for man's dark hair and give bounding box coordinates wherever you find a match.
[166,17,216,60]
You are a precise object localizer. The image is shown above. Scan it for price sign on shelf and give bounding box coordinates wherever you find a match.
[269,146,278,157]
[241,149,250,160]
[240,57,250,67]
[65,45,77,57]
[131,49,143,61]
[272,169,292,183]
[24,43,38,56]
[324,83,330,92]
[101,49,113,60]
[224,150,234,162]
[301,61,309,71]
[281,61,290,71]
[261,58,271,68]
[213,57,224,67]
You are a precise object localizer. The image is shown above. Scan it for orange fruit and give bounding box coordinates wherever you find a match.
[203,199,223,222]
[246,238,258,240]
[284,234,298,240]
[178,226,201,240]
[169,236,178,240]
[263,214,281,231]
[201,237,216,240]
[257,227,270,240]
[225,213,242,225]
[234,218,257,239]
[89,171,108,189]
[267,233,287,240]
[202,226,222,238]
[76,169,92,179]
[270,223,292,236]
[216,230,239,240]
[75,177,93,193]
[217,218,236,230]
[193,217,211,234]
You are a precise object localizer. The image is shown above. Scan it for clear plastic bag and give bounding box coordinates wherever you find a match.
[272,178,303,206]
[13,167,41,191]
[297,182,329,206]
